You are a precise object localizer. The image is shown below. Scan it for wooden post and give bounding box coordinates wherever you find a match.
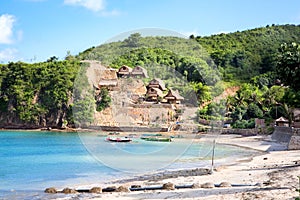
[210,139,216,174]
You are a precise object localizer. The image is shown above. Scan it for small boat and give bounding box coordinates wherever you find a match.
[108,132,120,135]
[140,137,172,142]
[106,137,132,143]
[141,133,162,137]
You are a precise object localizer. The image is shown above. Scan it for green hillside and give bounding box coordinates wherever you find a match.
[0,24,299,129]
[195,24,300,81]
[77,24,300,83]
[77,34,211,65]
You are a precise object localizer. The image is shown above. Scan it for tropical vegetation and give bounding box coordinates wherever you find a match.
[0,24,299,129]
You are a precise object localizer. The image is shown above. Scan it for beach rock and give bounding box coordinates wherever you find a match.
[103,186,117,192]
[116,185,130,192]
[255,182,263,187]
[62,187,77,194]
[162,182,175,190]
[89,187,102,193]
[201,182,215,188]
[191,183,201,189]
[219,182,231,187]
[131,185,141,188]
[44,187,57,193]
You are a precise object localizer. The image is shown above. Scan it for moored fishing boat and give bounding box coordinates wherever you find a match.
[106,137,132,142]
[140,136,172,142]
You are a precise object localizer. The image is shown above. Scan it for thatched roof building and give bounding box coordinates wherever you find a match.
[275,117,289,127]
[164,89,184,104]
[146,87,163,101]
[98,68,118,90]
[131,66,148,78]
[117,65,133,77]
[147,78,166,91]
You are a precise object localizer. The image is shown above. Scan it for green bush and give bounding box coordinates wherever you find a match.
[232,119,255,129]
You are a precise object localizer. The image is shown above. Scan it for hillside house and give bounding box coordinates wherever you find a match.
[131,66,148,78]
[275,117,289,127]
[164,89,184,104]
[147,78,166,91]
[146,87,163,101]
[117,65,132,77]
[98,69,118,90]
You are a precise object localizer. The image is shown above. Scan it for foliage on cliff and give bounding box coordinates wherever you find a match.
[0,60,80,127]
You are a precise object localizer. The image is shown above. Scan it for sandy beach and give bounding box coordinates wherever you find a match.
[45,133,300,200]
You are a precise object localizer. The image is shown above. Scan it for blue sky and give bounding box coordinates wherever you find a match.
[0,0,299,63]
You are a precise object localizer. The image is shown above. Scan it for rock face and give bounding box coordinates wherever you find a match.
[162,182,175,190]
[44,187,57,193]
[288,135,300,150]
[89,187,102,193]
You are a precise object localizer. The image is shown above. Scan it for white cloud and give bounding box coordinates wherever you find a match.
[0,48,18,63]
[64,0,105,12]
[0,14,16,44]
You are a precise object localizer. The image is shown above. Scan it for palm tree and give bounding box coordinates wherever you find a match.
[282,103,294,127]
[234,90,245,107]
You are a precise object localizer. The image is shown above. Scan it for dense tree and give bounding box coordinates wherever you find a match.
[196,25,300,81]
[96,88,112,112]
[0,60,80,127]
[276,42,300,90]
[123,33,142,48]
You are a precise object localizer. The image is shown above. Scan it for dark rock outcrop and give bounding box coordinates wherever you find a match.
[62,187,77,194]
[162,182,175,190]
[116,185,130,192]
[89,187,102,193]
[44,187,57,193]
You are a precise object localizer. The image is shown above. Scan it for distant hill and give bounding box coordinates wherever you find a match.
[195,24,300,81]
[78,24,300,82]
[77,34,211,66]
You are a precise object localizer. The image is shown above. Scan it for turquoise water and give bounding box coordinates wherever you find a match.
[0,131,257,199]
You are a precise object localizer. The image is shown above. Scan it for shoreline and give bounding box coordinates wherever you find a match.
[42,134,300,200]
[2,131,299,199]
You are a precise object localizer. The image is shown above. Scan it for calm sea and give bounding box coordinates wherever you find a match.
[0,131,257,199]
